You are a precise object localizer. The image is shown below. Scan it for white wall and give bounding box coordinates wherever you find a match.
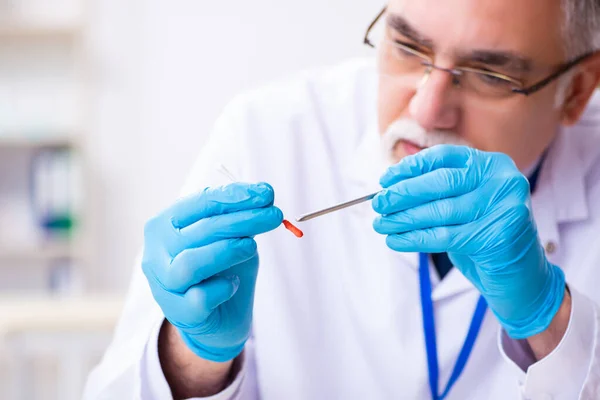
[87,0,381,292]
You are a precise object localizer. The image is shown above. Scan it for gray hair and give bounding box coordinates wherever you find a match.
[553,1,600,107]
[562,0,600,57]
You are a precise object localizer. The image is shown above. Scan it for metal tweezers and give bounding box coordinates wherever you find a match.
[295,191,381,222]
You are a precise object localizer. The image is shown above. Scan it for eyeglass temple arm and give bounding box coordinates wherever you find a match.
[513,52,596,96]
[364,7,387,48]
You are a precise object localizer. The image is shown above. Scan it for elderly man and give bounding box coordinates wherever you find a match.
[85,0,600,399]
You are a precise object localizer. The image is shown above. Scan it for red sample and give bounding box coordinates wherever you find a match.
[283,219,304,238]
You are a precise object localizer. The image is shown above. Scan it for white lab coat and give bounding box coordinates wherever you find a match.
[84,58,600,400]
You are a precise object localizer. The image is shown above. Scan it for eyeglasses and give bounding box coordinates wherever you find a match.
[363,7,596,98]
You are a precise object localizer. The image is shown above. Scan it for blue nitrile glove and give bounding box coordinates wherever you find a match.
[142,183,283,362]
[372,145,566,339]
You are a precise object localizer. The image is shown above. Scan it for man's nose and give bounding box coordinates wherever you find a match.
[408,68,460,132]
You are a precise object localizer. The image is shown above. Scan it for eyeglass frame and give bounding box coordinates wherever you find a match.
[363,7,596,96]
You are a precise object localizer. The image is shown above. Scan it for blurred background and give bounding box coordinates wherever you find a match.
[0,0,378,398]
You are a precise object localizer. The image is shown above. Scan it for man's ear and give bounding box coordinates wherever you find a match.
[561,53,600,126]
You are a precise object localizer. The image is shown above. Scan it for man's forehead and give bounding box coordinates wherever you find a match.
[386,0,566,63]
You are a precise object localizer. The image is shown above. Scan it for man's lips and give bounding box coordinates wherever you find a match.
[398,139,425,156]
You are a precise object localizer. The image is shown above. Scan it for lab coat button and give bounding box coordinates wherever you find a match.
[545,241,557,254]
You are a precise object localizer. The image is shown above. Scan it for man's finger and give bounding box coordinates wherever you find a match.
[185,276,240,314]
[167,206,283,253]
[373,191,485,234]
[384,225,462,253]
[380,145,473,188]
[167,182,275,229]
[373,167,477,215]
[153,275,240,332]
[163,238,257,293]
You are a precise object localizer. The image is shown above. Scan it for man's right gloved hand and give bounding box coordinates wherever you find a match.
[142,182,283,362]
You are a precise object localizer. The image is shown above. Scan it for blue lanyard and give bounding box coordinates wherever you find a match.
[419,253,488,400]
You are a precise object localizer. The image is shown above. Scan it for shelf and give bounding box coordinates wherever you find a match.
[0,23,82,39]
[0,294,124,334]
[0,243,79,262]
[0,135,78,149]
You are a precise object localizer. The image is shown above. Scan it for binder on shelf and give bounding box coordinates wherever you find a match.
[29,147,82,241]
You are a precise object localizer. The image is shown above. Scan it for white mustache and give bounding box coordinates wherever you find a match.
[381,119,469,163]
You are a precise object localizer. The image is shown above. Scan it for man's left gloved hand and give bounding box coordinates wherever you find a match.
[372,145,566,339]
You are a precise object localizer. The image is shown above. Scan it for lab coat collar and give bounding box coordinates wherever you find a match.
[343,96,600,300]
[543,126,589,224]
[533,105,600,266]
[532,89,600,263]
